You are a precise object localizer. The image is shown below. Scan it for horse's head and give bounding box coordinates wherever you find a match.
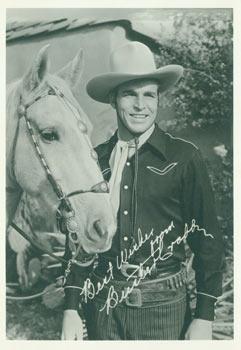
[7,45,116,257]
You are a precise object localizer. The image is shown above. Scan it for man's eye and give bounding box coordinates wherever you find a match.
[145,93,157,98]
[41,130,59,142]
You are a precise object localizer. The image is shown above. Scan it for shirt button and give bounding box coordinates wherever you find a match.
[124,185,128,190]
[126,161,130,166]
[123,210,128,215]
[123,236,128,241]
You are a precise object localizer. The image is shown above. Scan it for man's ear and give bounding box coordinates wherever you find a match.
[157,94,161,107]
[157,86,161,106]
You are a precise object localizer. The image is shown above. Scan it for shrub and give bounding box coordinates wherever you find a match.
[156,10,232,131]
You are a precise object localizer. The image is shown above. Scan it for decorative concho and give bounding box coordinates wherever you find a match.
[78,120,87,133]
[66,217,79,233]
[62,209,75,219]
[100,182,108,192]
[91,149,98,160]
[48,88,56,96]
[18,104,26,116]
[69,231,78,243]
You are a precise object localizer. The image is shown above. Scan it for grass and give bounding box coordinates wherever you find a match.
[6,299,63,340]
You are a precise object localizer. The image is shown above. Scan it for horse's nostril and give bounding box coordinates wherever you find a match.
[93,220,107,238]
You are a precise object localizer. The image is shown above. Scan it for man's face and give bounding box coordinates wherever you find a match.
[114,79,159,136]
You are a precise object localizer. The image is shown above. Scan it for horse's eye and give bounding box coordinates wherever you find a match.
[41,130,59,142]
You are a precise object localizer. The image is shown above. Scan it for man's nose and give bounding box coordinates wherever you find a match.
[134,96,145,110]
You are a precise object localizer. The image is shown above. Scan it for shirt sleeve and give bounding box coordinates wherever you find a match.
[61,236,94,311]
[181,148,225,321]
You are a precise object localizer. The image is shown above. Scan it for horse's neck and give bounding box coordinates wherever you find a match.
[9,191,58,242]
[6,82,22,227]
[7,191,60,254]
[6,82,21,170]
[18,192,57,233]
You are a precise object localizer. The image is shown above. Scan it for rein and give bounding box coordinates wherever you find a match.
[9,84,109,284]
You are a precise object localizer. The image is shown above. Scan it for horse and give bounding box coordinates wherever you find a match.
[6,45,116,289]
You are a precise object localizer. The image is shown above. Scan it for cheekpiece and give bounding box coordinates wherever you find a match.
[69,231,79,244]
[18,104,26,116]
[48,88,56,96]
[78,120,88,133]
[100,182,108,192]
[91,149,98,160]
[66,217,79,233]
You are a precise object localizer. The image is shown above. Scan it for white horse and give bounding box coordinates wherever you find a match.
[6,45,116,288]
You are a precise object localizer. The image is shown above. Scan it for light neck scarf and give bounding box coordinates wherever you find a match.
[109,124,155,218]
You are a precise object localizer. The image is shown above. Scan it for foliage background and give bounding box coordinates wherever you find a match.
[156,9,233,251]
[155,9,233,339]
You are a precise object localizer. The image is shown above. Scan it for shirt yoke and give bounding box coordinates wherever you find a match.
[163,131,200,165]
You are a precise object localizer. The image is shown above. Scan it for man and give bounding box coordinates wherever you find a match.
[61,41,224,340]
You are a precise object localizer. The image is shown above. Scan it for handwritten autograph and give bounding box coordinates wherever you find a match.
[76,219,214,314]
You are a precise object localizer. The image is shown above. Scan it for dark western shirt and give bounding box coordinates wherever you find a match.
[64,124,224,321]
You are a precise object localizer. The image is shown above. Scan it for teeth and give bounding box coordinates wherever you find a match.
[131,114,147,119]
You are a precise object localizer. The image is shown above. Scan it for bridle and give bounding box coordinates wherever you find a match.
[10,83,109,282]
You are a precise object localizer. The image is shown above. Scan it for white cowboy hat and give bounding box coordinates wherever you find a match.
[86,41,183,104]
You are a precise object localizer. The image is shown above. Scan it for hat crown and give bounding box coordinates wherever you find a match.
[86,41,184,103]
[109,41,156,75]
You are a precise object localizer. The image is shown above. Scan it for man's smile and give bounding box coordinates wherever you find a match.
[129,113,148,119]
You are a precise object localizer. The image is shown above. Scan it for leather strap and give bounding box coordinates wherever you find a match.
[87,268,187,307]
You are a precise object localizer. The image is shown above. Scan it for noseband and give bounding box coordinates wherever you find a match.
[13,84,109,277]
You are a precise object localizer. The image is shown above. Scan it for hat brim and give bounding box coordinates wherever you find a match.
[86,65,183,104]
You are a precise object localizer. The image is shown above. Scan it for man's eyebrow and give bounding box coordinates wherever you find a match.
[119,88,158,95]
[120,89,136,94]
[144,90,158,94]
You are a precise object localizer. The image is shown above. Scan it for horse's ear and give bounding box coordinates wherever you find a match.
[22,45,50,92]
[56,49,84,89]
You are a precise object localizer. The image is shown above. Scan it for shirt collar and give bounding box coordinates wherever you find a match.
[117,123,155,143]
[97,123,167,160]
[97,132,118,159]
[146,124,168,160]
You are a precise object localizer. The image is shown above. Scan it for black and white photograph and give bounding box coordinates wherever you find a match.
[4,3,236,343]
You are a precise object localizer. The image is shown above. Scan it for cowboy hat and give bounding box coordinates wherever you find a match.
[86,41,183,104]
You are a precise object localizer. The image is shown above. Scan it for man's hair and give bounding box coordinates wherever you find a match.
[109,89,117,107]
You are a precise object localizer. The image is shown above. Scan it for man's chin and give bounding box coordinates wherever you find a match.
[128,124,153,135]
